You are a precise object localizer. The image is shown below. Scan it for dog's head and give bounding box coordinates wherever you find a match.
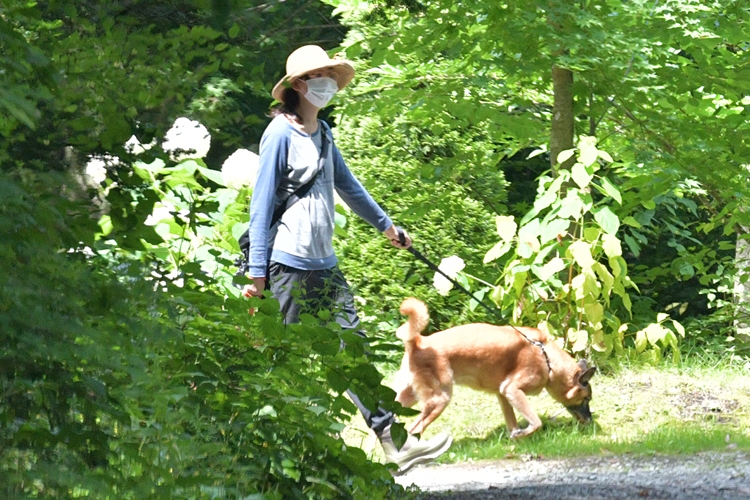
[564,359,596,424]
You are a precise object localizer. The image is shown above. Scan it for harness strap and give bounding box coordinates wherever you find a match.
[524,336,552,374]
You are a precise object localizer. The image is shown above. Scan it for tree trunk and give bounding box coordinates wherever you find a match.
[550,65,575,171]
[734,229,750,342]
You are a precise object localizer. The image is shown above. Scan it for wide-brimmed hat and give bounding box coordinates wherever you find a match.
[272,45,355,103]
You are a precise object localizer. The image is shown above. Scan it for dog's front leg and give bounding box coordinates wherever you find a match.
[496,394,519,435]
[395,385,417,408]
[500,384,542,439]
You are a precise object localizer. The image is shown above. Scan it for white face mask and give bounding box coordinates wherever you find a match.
[303,77,339,108]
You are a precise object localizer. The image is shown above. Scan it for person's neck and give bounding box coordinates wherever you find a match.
[290,101,320,135]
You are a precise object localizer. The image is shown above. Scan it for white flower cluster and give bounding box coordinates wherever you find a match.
[221,148,259,190]
[84,155,119,186]
[433,255,466,296]
[163,117,211,161]
[125,135,155,155]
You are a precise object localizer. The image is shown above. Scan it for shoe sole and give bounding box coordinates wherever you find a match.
[393,435,453,476]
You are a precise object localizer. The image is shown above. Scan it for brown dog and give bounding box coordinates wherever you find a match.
[393,297,596,438]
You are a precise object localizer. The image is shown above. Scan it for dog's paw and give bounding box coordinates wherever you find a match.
[510,428,529,439]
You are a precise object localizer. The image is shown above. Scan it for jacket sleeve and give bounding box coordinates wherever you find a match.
[331,140,393,233]
[247,124,289,278]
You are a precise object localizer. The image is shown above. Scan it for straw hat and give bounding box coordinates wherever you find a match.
[272,45,355,103]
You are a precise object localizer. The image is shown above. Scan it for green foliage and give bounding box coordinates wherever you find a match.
[1,1,413,498]
[5,0,750,496]
[1,154,410,500]
[331,112,509,334]
[327,0,750,359]
[0,1,56,134]
[480,138,685,359]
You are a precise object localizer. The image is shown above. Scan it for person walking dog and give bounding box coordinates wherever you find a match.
[242,45,451,473]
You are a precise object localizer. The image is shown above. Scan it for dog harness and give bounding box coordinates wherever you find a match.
[516,331,553,374]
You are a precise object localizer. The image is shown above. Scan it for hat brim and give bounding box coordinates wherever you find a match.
[272,60,355,103]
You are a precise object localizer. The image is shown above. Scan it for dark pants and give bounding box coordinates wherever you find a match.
[268,262,394,436]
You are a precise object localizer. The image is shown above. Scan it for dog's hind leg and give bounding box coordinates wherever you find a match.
[408,388,451,435]
[499,382,542,439]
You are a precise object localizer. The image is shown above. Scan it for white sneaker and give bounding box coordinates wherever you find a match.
[379,426,452,474]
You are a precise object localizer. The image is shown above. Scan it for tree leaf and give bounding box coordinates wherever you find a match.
[534,256,566,282]
[577,136,598,167]
[568,241,595,269]
[593,206,620,235]
[484,241,512,263]
[572,163,594,189]
[197,166,224,185]
[599,177,622,204]
[598,150,614,163]
[570,329,589,352]
[541,218,570,244]
[496,215,517,241]
[557,148,575,165]
[602,233,622,257]
[584,302,604,325]
[635,330,647,352]
[326,368,350,393]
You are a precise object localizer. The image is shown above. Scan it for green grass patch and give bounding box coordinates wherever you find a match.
[446,422,750,463]
[343,354,750,464]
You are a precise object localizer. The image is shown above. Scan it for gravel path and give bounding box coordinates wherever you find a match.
[396,450,750,499]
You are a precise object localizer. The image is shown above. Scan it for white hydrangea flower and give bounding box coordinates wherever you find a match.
[221,148,258,189]
[84,155,119,186]
[433,255,466,296]
[163,117,211,161]
[125,135,155,155]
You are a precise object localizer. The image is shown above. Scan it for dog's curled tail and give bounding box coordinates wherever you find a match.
[397,297,430,342]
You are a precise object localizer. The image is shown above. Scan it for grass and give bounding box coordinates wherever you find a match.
[342,352,750,465]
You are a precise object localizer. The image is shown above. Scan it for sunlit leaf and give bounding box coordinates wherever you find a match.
[593,206,620,235]
[599,177,622,204]
[568,241,595,269]
[496,215,517,241]
[535,256,566,282]
[602,233,622,257]
[557,148,576,165]
[577,136,598,167]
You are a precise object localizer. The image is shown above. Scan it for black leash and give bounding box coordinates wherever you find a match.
[396,227,552,373]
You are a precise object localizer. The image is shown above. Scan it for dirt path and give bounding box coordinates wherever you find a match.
[396,451,750,499]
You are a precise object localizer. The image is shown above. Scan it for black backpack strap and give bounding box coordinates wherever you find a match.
[237,120,331,270]
[268,119,329,228]
[268,121,330,228]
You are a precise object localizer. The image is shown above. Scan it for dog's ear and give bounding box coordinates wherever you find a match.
[577,364,597,387]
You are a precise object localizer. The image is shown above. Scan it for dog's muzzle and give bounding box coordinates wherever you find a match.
[565,403,593,424]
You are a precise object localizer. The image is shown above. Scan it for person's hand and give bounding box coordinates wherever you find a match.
[243,277,266,315]
[243,277,266,297]
[384,225,412,249]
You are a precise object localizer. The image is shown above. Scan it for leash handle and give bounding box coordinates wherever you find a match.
[396,226,407,247]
